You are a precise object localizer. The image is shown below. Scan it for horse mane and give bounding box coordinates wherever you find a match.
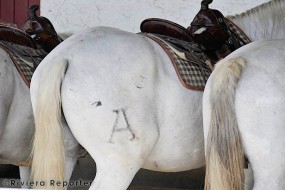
[228,0,285,19]
[227,0,285,40]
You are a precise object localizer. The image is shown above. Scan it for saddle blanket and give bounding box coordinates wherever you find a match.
[0,41,47,87]
[143,33,213,91]
[142,18,251,91]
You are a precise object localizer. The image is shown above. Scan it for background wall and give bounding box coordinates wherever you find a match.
[41,0,271,34]
[0,0,40,27]
[0,0,273,189]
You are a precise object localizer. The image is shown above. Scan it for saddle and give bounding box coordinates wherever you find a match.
[140,0,251,90]
[140,18,193,42]
[140,18,204,56]
[0,5,62,87]
[21,5,63,53]
[0,25,37,48]
[0,5,62,53]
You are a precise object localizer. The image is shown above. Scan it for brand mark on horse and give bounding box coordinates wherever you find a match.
[109,107,135,143]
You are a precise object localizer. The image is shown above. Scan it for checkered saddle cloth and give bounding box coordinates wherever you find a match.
[225,18,251,47]
[0,41,47,87]
[143,33,213,91]
[142,18,250,91]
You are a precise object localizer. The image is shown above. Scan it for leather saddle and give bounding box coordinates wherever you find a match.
[140,18,193,43]
[140,18,207,66]
[0,5,62,53]
[140,0,250,66]
[0,25,37,49]
[21,5,63,53]
[0,5,63,66]
[0,5,62,87]
[139,0,250,91]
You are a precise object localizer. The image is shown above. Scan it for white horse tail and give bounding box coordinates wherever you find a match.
[205,57,247,190]
[31,58,68,189]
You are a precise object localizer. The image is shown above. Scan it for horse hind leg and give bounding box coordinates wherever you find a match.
[81,125,158,190]
[90,157,142,190]
[61,119,81,187]
[83,140,155,190]
[19,166,31,188]
[244,163,254,190]
[65,108,159,190]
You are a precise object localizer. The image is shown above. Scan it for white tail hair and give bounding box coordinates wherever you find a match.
[205,57,247,190]
[31,58,68,189]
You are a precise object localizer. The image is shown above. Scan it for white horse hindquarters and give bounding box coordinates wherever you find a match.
[203,40,285,190]
[58,28,161,189]
[234,46,285,189]
[30,26,207,189]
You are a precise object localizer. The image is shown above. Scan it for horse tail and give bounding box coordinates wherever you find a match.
[205,57,247,190]
[31,58,68,189]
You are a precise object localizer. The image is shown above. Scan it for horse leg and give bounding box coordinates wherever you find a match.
[66,109,159,190]
[19,166,31,188]
[64,147,78,186]
[88,140,157,190]
[62,121,80,187]
[244,164,253,190]
[90,158,142,190]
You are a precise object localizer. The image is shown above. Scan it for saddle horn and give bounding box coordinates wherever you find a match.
[189,0,231,51]
[22,5,63,53]
[28,5,39,20]
[201,0,213,10]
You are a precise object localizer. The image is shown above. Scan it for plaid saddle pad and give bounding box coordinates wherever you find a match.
[143,33,212,91]
[0,41,47,87]
[142,19,250,91]
[225,18,251,46]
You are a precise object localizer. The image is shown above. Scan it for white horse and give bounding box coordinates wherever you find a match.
[0,23,35,186]
[0,46,34,184]
[0,25,79,189]
[203,39,285,190]
[29,0,285,189]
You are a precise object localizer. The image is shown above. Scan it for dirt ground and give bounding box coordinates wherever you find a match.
[0,155,205,190]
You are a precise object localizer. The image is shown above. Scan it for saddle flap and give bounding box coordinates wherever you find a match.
[140,18,193,42]
[0,25,36,48]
